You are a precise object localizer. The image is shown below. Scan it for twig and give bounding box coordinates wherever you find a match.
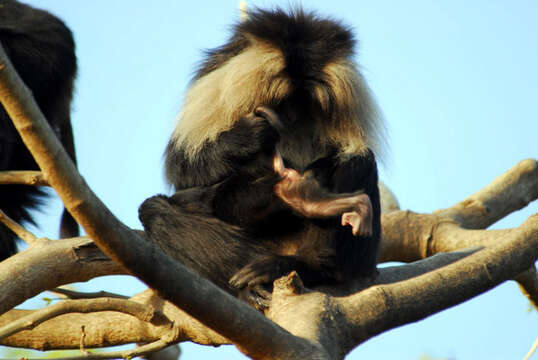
[51,288,129,300]
[0,237,126,315]
[0,170,48,186]
[30,339,170,360]
[0,208,40,245]
[523,338,538,360]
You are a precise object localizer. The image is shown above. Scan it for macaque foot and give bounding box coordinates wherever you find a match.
[238,284,272,311]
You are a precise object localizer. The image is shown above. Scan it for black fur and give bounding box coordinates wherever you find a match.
[139,8,381,307]
[0,0,78,260]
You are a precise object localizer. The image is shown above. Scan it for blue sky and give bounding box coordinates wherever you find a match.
[9,1,538,359]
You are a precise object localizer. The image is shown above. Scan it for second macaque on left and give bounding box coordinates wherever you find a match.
[0,0,79,261]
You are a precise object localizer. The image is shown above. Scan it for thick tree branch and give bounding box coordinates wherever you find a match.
[0,237,126,315]
[0,298,172,341]
[339,214,538,353]
[378,158,538,308]
[434,158,538,308]
[380,158,537,262]
[0,309,165,350]
[0,233,525,356]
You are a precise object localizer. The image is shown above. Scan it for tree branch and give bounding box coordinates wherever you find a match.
[339,214,538,353]
[51,288,129,300]
[434,158,538,229]
[0,208,41,246]
[0,237,126,315]
[0,298,172,341]
[514,267,538,309]
[0,309,165,351]
[0,170,48,186]
[378,158,538,308]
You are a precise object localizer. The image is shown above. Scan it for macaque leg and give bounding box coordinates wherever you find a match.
[273,151,373,236]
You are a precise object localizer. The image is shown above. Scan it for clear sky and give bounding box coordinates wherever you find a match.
[8,1,538,359]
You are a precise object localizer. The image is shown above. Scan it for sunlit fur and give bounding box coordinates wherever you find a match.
[316,59,382,156]
[170,8,385,165]
[173,41,289,159]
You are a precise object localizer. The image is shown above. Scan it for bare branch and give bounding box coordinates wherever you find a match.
[378,159,538,308]
[431,158,538,308]
[340,214,538,352]
[0,298,172,341]
[0,290,227,350]
[374,249,480,285]
[523,338,538,360]
[0,170,48,186]
[0,309,165,350]
[44,339,170,360]
[434,158,538,229]
[514,267,538,309]
[51,288,129,300]
[0,208,41,245]
[0,216,534,355]
[379,211,538,308]
[0,237,126,315]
